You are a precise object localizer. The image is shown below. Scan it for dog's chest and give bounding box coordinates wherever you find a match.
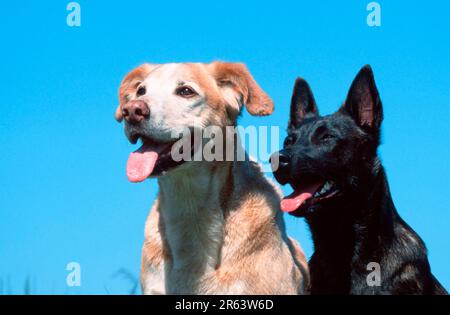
[159,191,226,293]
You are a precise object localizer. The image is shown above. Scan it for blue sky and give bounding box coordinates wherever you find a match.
[0,1,448,294]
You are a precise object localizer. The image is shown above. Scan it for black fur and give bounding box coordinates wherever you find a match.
[272,65,447,295]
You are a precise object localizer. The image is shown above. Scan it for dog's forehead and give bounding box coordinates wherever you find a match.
[144,63,211,87]
[306,114,346,129]
[291,116,323,134]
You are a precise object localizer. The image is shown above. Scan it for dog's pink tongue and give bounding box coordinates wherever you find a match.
[126,144,159,183]
[280,183,322,213]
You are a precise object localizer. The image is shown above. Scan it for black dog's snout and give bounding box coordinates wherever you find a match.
[270,150,291,185]
[278,151,291,168]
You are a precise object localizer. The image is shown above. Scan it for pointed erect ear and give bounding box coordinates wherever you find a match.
[340,65,383,133]
[288,78,318,129]
[115,63,156,122]
[208,62,274,116]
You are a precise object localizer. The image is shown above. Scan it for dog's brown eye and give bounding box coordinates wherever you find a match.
[136,86,146,96]
[175,86,197,98]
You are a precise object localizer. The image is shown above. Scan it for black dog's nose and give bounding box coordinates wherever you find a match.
[270,150,291,185]
[270,150,290,170]
[278,151,290,168]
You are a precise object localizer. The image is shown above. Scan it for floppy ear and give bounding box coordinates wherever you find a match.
[115,63,156,122]
[288,78,318,129]
[208,62,274,117]
[340,65,383,133]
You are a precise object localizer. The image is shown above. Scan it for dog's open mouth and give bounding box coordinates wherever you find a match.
[126,136,189,182]
[280,181,339,213]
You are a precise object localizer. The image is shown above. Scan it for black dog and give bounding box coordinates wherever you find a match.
[271,65,447,295]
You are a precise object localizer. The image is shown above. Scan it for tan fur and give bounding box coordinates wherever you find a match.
[115,63,156,121]
[207,62,274,117]
[118,62,309,294]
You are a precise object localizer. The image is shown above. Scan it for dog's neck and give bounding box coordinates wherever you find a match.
[156,161,232,286]
[307,164,398,261]
[306,164,402,294]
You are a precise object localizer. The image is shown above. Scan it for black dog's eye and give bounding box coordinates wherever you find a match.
[175,86,197,98]
[319,133,335,141]
[136,86,146,96]
[284,136,295,147]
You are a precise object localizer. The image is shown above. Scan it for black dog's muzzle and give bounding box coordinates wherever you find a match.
[270,150,291,185]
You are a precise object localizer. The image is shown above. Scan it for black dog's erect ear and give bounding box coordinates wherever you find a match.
[288,78,318,129]
[340,65,383,134]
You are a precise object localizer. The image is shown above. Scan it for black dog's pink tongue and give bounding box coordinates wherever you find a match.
[280,183,322,213]
[126,143,166,183]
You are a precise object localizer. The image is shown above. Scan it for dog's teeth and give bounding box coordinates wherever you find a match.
[316,182,333,197]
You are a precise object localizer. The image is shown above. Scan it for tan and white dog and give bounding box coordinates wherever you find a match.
[115,62,309,294]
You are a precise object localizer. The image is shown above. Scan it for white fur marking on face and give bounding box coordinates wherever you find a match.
[134,64,213,142]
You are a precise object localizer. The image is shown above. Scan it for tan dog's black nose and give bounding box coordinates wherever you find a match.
[122,100,150,124]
